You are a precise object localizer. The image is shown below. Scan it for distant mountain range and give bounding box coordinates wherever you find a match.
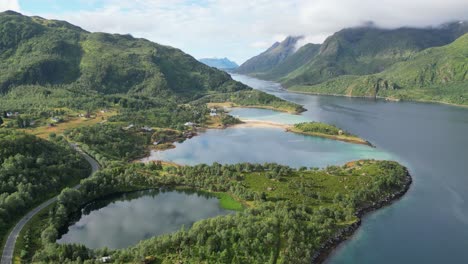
[237,22,468,105]
[199,58,238,70]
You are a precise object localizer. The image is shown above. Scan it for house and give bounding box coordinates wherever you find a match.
[124,124,134,130]
[184,122,195,127]
[210,108,218,116]
[141,126,153,132]
[51,117,61,123]
[100,256,112,263]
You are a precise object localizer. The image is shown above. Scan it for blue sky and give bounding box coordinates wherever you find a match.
[2,0,468,63]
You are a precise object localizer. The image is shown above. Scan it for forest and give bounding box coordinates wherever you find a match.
[18,160,409,263]
[0,129,90,249]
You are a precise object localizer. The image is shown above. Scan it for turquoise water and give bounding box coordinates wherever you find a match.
[229,107,310,124]
[143,125,394,168]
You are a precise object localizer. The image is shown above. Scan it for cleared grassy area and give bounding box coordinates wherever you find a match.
[214,193,244,211]
[23,109,117,139]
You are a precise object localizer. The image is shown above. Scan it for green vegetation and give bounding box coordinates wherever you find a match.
[238,24,468,105]
[293,122,351,136]
[20,160,409,263]
[0,11,413,264]
[0,11,301,119]
[290,33,468,105]
[213,192,244,211]
[236,36,303,75]
[66,124,152,165]
[192,90,305,113]
[288,122,370,145]
[253,43,321,80]
[0,129,90,250]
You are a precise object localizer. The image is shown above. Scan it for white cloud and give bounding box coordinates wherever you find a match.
[17,0,468,63]
[0,0,20,12]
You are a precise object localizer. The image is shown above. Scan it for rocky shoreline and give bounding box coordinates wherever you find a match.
[311,168,413,264]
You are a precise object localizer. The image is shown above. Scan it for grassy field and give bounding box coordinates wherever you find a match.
[23,110,117,139]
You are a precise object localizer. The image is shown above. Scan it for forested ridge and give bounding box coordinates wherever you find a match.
[0,129,90,248]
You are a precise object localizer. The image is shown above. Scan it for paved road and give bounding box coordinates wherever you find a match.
[1,144,99,264]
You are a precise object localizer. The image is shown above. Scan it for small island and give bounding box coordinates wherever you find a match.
[287,122,372,146]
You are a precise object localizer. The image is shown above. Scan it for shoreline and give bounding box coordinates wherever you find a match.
[232,120,373,146]
[141,118,374,163]
[287,89,468,109]
[311,168,413,264]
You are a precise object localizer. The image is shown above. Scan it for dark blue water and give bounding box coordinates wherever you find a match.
[231,74,468,264]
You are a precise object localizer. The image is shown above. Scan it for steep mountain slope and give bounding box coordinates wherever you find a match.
[236,36,303,74]
[0,11,246,101]
[254,43,321,80]
[199,58,238,70]
[290,33,468,105]
[281,23,468,87]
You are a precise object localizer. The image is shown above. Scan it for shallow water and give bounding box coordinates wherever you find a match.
[57,189,230,249]
[143,125,393,168]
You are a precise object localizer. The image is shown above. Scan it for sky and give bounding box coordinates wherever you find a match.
[1,0,468,64]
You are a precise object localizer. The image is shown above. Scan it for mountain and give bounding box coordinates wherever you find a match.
[290,33,468,105]
[199,58,238,70]
[281,23,468,87]
[0,11,247,101]
[239,22,468,89]
[254,43,321,80]
[236,36,303,74]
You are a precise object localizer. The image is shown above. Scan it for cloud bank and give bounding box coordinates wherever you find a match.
[2,0,468,63]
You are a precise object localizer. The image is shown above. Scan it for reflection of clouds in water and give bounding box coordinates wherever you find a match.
[58,191,229,249]
[145,127,393,168]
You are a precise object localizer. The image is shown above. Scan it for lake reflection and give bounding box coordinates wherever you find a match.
[57,189,230,249]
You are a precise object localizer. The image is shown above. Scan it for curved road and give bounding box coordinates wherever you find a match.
[1,144,100,264]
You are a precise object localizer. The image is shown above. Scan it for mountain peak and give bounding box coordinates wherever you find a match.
[1,10,22,16]
[236,35,303,74]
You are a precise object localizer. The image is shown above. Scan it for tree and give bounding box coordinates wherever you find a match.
[41,226,58,244]
[0,116,3,126]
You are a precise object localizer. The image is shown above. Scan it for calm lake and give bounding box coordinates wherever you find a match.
[57,189,231,249]
[230,74,468,264]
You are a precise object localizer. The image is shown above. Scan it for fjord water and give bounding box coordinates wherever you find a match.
[231,74,468,264]
[57,189,230,249]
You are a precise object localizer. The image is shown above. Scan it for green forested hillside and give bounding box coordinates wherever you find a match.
[0,11,302,131]
[237,22,468,92]
[0,11,245,100]
[254,43,321,80]
[236,36,303,74]
[290,33,468,105]
[0,129,90,246]
[281,23,468,87]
